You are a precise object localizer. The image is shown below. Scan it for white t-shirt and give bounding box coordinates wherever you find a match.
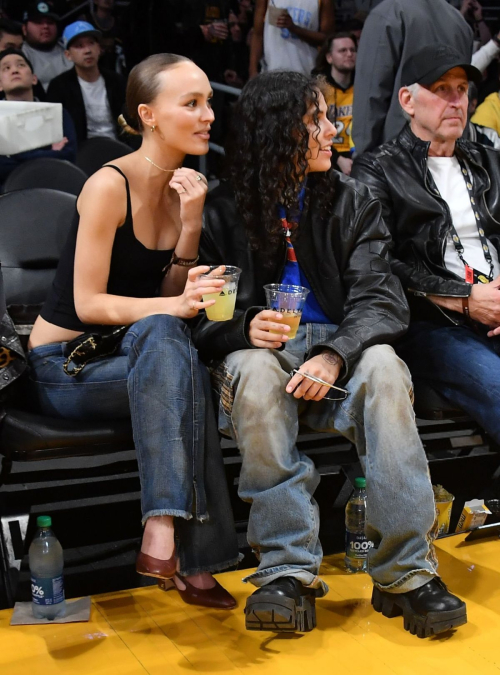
[262,0,320,76]
[22,42,72,91]
[77,75,116,140]
[427,155,500,281]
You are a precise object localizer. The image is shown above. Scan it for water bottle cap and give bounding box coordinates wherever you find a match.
[37,515,52,528]
[354,477,366,488]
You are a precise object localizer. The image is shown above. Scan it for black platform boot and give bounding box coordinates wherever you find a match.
[372,577,467,638]
[245,577,317,633]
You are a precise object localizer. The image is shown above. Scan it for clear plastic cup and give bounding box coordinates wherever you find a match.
[202,266,241,321]
[264,283,310,339]
[267,6,287,26]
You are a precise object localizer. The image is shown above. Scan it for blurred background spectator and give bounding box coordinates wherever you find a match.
[0,47,76,185]
[0,18,23,50]
[77,0,127,73]
[313,31,356,175]
[22,1,72,91]
[249,0,335,78]
[352,0,474,154]
[47,21,125,145]
[467,80,500,148]
[471,74,500,136]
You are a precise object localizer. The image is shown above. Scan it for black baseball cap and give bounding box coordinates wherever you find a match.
[23,1,60,23]
[401,44,481,87]
[0,48,34,73]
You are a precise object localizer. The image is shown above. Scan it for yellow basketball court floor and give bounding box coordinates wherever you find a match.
[1,532,499,675]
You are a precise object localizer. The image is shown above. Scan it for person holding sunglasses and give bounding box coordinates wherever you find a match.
[192,71,465,637]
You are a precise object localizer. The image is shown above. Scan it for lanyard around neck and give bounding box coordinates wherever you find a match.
[429,156,494,284]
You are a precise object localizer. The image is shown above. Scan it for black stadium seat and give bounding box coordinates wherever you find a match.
[0,188,134,486]
[2,158,87,196]
[76,136,134,176]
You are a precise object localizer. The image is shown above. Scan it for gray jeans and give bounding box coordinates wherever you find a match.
[214,324,438,596]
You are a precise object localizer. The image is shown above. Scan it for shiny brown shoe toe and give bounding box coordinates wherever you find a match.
[158,574,237,610]
[136,551,176,580]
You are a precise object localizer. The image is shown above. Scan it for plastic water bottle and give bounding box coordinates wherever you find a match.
[29,516,66,620]
[345,477,373,573]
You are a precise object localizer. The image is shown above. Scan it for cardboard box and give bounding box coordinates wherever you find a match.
[455,499,491,533]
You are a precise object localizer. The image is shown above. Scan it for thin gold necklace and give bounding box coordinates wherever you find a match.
[144,156,178,172]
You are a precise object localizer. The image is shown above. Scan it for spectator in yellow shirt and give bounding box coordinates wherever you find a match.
[313,32,356,174]
[471,88,500,136]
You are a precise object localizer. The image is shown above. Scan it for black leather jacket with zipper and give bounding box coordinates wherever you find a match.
[191,173,409,383]
[352,124,500,325]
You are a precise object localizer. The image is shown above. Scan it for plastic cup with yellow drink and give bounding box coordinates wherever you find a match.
[433,484,455,536]
[263,284,310,339]
[202,265,242,321]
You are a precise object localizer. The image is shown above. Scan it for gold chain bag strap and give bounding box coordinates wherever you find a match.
[63,325,129,377]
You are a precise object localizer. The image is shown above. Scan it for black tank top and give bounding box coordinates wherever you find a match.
[41,165,174,332]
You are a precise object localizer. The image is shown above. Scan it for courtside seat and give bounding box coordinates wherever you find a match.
[0,188,135,486]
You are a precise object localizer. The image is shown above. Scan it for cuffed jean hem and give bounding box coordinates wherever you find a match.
[243,565,329,597]
[141,508,209,526]
[373,568,438,594]
[179,552,244,577]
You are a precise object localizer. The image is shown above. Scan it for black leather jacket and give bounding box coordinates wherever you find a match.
[191,174,409,382]
[352,125,500,325]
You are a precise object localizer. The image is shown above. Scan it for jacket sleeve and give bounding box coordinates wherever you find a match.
[352,6,402,154]
[190,222,262,362]
[306,198,410,381]
[352,154,472,299]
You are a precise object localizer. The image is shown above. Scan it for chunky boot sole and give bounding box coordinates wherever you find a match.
[372,586,467,638]
[245,592,316,633]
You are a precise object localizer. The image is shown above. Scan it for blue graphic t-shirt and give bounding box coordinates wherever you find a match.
[278,187,330,324]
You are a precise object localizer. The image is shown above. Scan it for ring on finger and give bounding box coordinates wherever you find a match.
[181,188,188,193]
[196,174,203,182]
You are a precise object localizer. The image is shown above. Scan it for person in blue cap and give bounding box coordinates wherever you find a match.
[47,21,125,145]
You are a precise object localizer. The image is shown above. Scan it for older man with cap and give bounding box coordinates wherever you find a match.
[352,45,500,445]
[22,1,72,91]
[47,21,125,145]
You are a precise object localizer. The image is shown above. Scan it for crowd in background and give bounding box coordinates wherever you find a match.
[0,0,499,184]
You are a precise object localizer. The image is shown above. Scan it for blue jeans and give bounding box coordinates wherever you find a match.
[27,314,240,576]
[396,320,500,443]
[213,324,438,595]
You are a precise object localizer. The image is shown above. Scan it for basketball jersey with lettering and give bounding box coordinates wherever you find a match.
[263,0,321,76]
[323,81,354,154]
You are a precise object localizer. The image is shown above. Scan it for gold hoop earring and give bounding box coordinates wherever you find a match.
[151,125,156,133]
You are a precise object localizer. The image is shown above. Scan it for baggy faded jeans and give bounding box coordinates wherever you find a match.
[27,314,241,576]
[214,324,438,595]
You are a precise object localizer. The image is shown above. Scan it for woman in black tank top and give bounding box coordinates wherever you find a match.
[28,55,239,608]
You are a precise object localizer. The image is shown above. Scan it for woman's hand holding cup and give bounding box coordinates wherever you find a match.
[176,265,226,319]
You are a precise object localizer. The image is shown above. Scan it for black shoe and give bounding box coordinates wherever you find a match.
[372,578,467,638]
[245,577,317,633]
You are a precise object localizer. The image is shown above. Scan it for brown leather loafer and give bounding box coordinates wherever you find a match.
[136,551,176,580]
[158,574,237,609]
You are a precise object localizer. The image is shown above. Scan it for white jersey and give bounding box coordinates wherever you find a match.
[262,0,320,76]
